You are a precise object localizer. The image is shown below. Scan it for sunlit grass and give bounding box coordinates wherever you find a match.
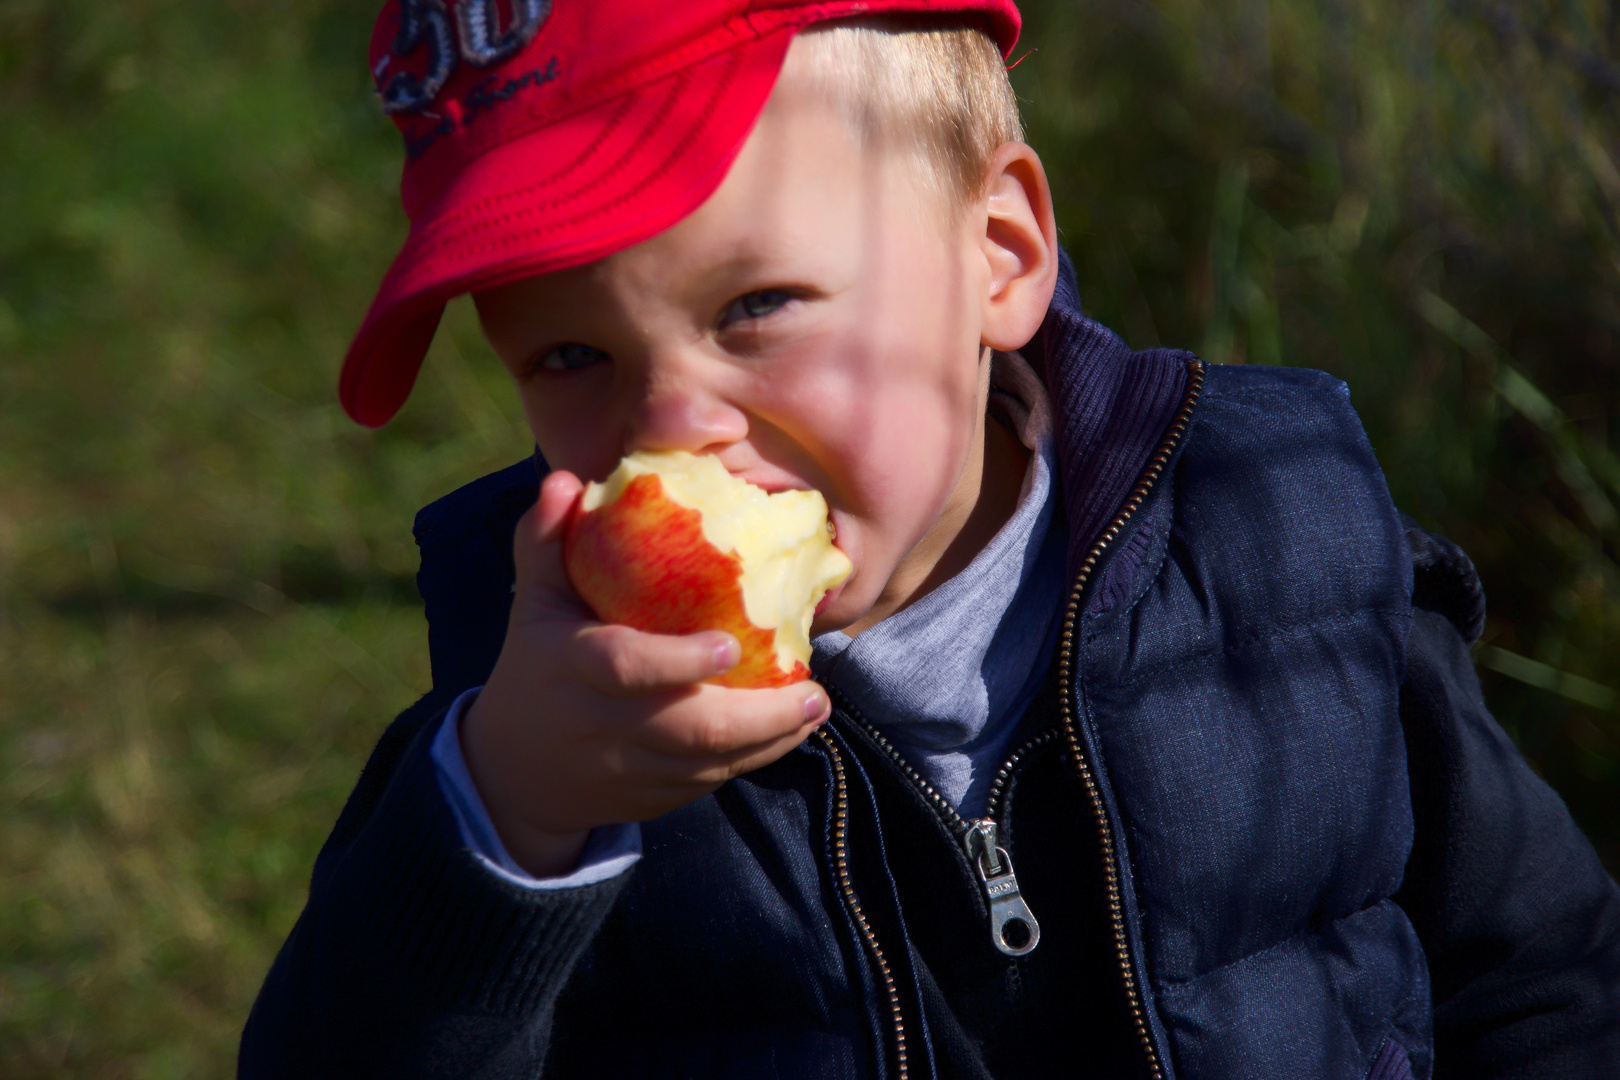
[2,600,419,1073]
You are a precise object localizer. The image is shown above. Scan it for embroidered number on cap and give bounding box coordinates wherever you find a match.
[457,0,552,66]
[380,0,458,114]
[381,0,553,114]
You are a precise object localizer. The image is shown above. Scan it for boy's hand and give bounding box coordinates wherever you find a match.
[461,470,832,878]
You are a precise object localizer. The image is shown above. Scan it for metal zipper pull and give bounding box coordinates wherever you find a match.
[963,819,1040,957]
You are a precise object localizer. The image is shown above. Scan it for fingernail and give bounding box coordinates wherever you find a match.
[711,635,741,672]
[804,689,829,723]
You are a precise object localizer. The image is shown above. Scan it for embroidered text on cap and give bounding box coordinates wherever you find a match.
[376,0,553,114]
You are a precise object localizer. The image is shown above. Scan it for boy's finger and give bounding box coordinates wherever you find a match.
[606,724,819,822]
[534,469,583,541]
[632,681,829,758]
[624,713,828,793]
[688,721,827,783]
[572,624,743,693]
[511,470,588,613]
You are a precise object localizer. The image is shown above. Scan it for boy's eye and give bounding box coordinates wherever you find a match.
[533,342,609,373]
[720,289,794,328]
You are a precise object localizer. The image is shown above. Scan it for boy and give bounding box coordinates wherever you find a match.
[242,1,1620,1076]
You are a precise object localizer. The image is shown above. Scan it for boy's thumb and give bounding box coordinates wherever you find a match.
[511,469,586,609]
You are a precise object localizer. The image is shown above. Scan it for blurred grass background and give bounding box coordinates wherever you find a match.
[1,0,1615,1074]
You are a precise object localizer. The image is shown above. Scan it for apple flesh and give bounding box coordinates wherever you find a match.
[563,451,853,688]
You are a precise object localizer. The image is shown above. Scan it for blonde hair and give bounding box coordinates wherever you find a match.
[795,18,1025,210]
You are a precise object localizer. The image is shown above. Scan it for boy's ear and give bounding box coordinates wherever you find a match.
[976,142,1059,353]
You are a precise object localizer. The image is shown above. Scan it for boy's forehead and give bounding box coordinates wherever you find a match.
[629,81,962,276]
[489,115,898,316]
[341,0,1020,428]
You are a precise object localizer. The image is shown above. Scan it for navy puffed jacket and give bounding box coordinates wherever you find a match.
[241,258,1620,1079]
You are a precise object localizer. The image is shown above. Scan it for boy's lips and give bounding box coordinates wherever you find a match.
[814,579,845,617]
[815,513,849,616]
[735,473,810,497]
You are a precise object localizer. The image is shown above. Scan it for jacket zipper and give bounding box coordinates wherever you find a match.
[812,726,910,1080]
[812,682,1058,1080]
[813,355,1205,1080]
[1055,356,1206,1080]
[824,682,1058,958]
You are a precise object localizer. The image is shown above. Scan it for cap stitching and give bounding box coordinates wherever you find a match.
[427,53,736,259]
[401,13,764,194]
[410,67,695,264]
[375,47,741,311]
[416,89,640,237]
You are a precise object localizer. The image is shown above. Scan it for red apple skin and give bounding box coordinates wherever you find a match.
[563,473,810,689]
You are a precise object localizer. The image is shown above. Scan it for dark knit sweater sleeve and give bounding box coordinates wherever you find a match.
[1395,605,1620,1078]
[238,693,629,1078]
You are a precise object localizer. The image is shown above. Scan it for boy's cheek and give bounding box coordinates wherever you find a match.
[520,405,621,483]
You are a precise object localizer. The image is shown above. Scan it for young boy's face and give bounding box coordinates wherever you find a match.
[475,35,1046,634]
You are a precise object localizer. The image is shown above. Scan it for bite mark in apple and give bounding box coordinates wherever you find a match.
[563,451,852,688]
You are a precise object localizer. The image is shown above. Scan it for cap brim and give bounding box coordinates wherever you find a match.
[340,27,795,428]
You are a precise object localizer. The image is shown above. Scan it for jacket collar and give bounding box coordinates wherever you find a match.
[1025,251,1193,573]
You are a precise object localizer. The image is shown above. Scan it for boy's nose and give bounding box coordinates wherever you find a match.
[624,373,749,458]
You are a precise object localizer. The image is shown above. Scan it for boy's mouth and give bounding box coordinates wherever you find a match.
[731,467,848,618]
[815,515,850,617]
[815,577,846,616]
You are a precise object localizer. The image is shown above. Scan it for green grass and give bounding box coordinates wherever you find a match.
[2,0,1617,1075]
[3,602,425,1073]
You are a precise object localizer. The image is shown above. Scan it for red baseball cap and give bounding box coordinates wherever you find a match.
[341,0,1022,426]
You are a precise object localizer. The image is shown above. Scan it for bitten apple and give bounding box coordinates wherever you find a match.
[563,451,853,688]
